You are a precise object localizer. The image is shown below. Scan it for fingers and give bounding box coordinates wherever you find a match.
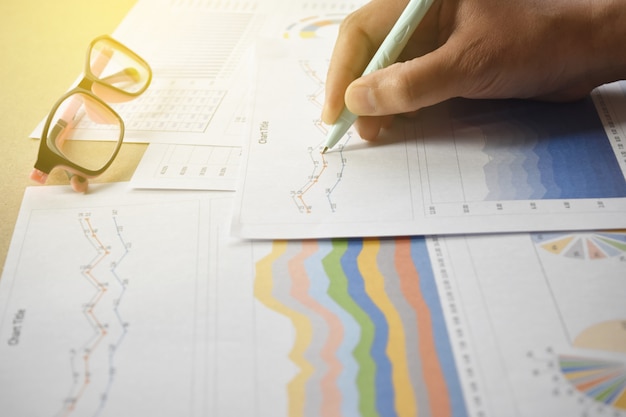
[66,171,89,193]
[345,45,460,116]
[322,0,410,125]
[354,115,395,141]
[70,175,89,193]
[322,0,449,142]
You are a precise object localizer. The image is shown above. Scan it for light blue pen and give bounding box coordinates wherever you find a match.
[322,0,436,153]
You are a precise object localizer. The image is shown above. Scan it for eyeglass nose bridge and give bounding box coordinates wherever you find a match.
[75,71,143,104]
[92,80,140,103]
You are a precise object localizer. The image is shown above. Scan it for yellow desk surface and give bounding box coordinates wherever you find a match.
[0,0,145,270]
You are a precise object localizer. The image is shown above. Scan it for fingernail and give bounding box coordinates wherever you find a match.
[346,85,376,115]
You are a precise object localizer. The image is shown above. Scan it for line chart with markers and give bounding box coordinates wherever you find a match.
[234,41,626,238]
[3,2,625,416]
[289,60,353,214]
[0,189,223,416]
[2,184,624,416]
[59,211,131,416]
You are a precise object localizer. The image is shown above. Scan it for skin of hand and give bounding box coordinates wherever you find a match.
[321,0,626,140]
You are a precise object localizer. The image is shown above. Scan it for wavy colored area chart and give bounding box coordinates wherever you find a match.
[559,354,626,411]
[433,97,626,202]
[466,98,626,199]
[283,15,344,40]
[532,230,626,260]
[254,237,466,417]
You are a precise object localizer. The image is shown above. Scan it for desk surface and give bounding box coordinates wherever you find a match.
[0,0,145,270]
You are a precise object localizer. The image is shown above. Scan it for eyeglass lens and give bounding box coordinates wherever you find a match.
[46,92,122,172]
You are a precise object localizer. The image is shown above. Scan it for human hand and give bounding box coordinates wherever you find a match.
[322,0,626,140]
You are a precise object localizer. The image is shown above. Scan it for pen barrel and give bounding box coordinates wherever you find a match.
[324,0,435,151]
[336,107,358,126]
[362,0,436,76]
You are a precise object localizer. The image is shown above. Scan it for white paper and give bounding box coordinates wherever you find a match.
[2,184,625,416]
[30,0,370,147]
[31,0,277,146]
[250,233,626,417]
[233,41,626,238]
[0,185,257,416]
[125,0,368,190]
[427,232,626,417]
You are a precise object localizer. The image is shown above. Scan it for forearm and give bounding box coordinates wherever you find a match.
[590,0,626,85]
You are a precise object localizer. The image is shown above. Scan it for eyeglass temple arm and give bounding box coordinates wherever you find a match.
[30,116,71,184]
[30,168,48,184]
[31,43,136,187]
[91,44,113,77]
[33,45,114,176]
[100,67,141,84]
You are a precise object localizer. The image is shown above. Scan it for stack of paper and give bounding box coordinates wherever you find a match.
[3,0,626,416]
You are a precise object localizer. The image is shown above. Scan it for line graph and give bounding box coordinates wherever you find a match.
[289,60,352,214]
[237,42,626,238]
[291,144,330,213]
[288,81,626,216]
[56,212,131,417]
[0,191,212,417]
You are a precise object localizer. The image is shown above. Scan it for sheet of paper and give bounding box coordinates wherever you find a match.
[31,0,278,146]
[107,0,366,146]
[0,185,257,416]
[423,231,626,417]
[131,143,241,190]
[126,0,369,190]
[253,233,626,417]
[233,40,626,238]
[30,0,369,147]
[2,184,625,416]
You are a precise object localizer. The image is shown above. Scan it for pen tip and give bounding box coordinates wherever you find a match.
[321,146,328,154]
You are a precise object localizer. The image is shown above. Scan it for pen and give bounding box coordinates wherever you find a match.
[322,0,436,153]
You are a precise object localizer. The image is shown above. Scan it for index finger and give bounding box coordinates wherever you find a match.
[322,0,411,125]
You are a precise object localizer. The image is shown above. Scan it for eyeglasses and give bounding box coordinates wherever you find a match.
[30,35,152,192]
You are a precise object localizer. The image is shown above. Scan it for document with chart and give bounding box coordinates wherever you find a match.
[30,0,370,148]
[233,41,626,238]
[29,0,267,146]
[0,186,256,417]
[1,184,625,416]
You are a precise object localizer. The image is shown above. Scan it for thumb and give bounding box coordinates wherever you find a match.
[344,46,461,116]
